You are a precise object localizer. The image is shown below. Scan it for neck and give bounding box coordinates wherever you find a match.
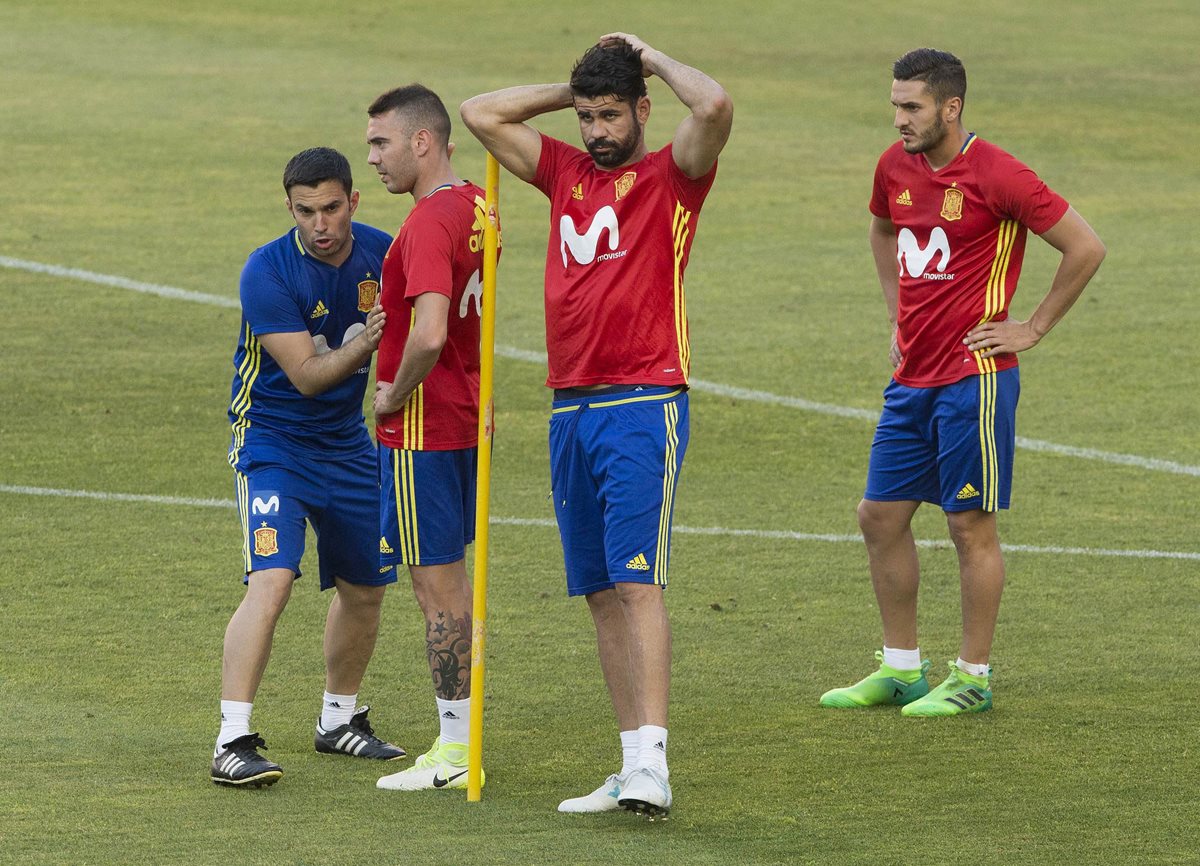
[923,125,968,172]
[411,163,462,201]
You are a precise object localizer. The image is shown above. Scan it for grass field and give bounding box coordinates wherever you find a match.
[2,1,1198,864]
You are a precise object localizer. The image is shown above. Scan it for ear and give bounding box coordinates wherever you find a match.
[447,140,456,158]
[942,96,962,124]
[412,128,432,158]
[636,95,651,125]
[285,196,294,216]
[348,190,360,215]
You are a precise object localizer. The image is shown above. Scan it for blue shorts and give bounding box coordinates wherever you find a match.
[865,368,1019,512]
[549,386,689,597]
[379,445,477,567]
[234,447,396,590]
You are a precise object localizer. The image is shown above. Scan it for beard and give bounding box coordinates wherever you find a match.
[586,120,641,168]
[902,114,948,154]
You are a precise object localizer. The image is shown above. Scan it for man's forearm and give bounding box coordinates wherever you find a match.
[462,84,573,127]
[642,49,727,120]
[293,334,373,396]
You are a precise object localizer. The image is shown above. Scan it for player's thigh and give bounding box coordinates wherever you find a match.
[592,391,690,588]
[934,368,1019,513]
[864,378,941,505]
[311,449,395,590]
[379,445,477,568]
[233,462,311,581]
[549,401,610,597]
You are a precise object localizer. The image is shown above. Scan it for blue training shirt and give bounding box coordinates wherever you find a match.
[227,222,392,469]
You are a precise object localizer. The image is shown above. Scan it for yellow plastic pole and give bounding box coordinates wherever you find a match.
[467,154,500,802]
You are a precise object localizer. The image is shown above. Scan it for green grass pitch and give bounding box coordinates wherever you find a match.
[2,1,1198,863]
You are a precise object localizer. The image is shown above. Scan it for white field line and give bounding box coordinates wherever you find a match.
[3,484,1198,561]
[4,254,1197,478]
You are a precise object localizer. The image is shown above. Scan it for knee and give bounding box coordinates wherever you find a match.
[945,511,998,554]
[857,499,896,541]
[245,569,294,616]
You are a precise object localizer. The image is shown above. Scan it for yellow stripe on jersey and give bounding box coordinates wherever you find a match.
[655,401,681,585]
[671,201,693,382]
[974,219,1018,376]
[228,324,263,468]
[392,449,420,565]
[292,229,306,256]
[976,369,1000,512]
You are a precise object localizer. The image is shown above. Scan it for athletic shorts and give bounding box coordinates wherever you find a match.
[865,367,1019,512]
[379,445,477,567]
[549,386,689,597]
[233,447,396,590]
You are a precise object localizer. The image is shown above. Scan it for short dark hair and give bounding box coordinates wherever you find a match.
[367,83,452,147]
[282,147,353,198]
[569,42,647,104]
[893,48,967,107]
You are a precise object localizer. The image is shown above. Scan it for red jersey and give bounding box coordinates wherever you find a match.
[376,182,490,450]
[869,134,1069,387]
[531,134,717,388]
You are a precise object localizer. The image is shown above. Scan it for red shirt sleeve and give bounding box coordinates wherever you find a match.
[662,142,717,210]
[868,150,892,218]
[532,133,572,197]
[981,148,1069,234]
[399,206,456,300]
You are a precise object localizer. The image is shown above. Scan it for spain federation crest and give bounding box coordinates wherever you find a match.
[941,187,964,222]
[357,277,380,313]
[614,171,637,201]
[254,523,279,557]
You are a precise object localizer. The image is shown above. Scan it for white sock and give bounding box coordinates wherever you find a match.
[216,700,253,755]
[636,725,668,775]
[320,691,357,730]
[956,658,990,678]
[883,645,922,670]
[619,730,639,776]
[436,697,471,745]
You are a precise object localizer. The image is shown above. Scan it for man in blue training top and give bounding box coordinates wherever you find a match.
[213,147,405,787]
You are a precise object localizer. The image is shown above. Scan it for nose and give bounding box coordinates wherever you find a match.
[367,147,380,166]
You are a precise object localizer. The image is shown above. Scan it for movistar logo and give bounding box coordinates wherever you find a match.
[560,206,619,266]
[896,227,951,278]
[459,269,482,318]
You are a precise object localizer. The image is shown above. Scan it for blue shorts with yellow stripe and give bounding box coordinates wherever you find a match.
[233,445,396,590]
[549,385,689,597]
[865,367,1019,512]
[379,445,477,567]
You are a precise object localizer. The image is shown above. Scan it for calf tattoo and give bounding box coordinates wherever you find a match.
[426,609,472,700]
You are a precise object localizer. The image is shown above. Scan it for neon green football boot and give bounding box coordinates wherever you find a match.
[901,661,992,717]
[819,651,932,708]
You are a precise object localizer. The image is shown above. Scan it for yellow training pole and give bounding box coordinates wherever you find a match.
[468,154,500,802]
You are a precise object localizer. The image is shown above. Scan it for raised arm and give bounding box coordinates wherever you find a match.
[869,215,903,368]
[965,206,1105,357]
[601,33,733,179]
[460,85,574,182]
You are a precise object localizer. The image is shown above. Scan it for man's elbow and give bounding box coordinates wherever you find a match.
[460,96,490,134]
[696,89,733,128]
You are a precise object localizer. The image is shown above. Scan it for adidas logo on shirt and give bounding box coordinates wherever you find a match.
[310,300,329,319]
[956,483,980,500]
[625,553,650,572]
[895,189,913,206]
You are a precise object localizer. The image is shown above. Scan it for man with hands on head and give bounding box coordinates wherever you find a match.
[461,33,732,818]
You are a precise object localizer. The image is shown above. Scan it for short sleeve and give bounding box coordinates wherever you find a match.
[663,143,717,211]
[399,208,456,300]
[983,150,1069,235]
[531,134,573,197]
[239,250,307,336]
[869,153,891,218]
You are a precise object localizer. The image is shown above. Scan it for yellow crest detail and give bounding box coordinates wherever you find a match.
[253,525,279,557]
[357,280,379,313]
[941,187,964,222]
[614,171,637,201]
[571,182,584,200]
